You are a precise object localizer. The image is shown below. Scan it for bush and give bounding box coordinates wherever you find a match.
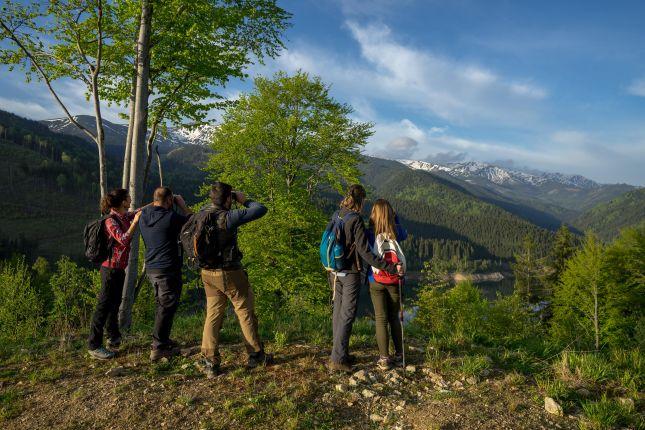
[414,281,536,347]
[49,256,99,337]
[0,257,43,343]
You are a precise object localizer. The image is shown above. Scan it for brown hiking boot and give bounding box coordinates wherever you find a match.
[150,347,180,362]
[327,360,352,373]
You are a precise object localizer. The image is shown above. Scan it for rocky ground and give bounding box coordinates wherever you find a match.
[0,337,584,429]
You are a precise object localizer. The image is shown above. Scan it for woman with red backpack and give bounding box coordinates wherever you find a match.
[367,199,408,370]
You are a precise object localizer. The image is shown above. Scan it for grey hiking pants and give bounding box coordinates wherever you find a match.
[330,271,361,364]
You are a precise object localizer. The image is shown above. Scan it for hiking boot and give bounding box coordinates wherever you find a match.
[106,337,122,350]
[392,353,404,367]
[88,347,115,360]
[347,354,358,365]
[327,360,352,373]
[150,346,180,362]
[200,359,221,379]
[247,351,274,369]
[377,356,392,371]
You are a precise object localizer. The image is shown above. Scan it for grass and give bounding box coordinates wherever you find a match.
[0,387,23,422]
[579,395,634,430]
[457,354,492,377]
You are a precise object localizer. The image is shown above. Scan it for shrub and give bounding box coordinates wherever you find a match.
[415,281,488,344]
[49,256,99,337]
[0,257,43,343]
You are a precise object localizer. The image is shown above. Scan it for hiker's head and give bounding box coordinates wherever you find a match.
[153,186,174,209]
[100,188,130,214]
[209,181,233,209]
[369,199,397,240]
[340,184,367,213]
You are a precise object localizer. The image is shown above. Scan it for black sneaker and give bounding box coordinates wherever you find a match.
[150,346,180,362]
[347,354,358,365]
[106,337,122,350]
[327,360,352,373]
[247,351,274,369]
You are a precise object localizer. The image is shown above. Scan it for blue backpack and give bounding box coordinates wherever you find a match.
[320,211,356,271]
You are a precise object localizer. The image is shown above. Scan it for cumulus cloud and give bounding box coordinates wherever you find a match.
[386,136,419,159]
[627,77,645,97]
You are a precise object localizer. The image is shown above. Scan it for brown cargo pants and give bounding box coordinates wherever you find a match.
[200,268,263,364]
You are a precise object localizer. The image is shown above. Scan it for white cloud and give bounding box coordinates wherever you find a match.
[627,77,645,97]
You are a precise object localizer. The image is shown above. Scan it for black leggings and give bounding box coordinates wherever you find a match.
[88,267,125,350]
[369,280,403,358]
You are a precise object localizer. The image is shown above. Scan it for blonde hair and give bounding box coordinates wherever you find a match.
[369,199,397,240]
[340,184,366,212]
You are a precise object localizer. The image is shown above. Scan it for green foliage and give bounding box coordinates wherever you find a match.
[512,234,548,303]
[49,256,99,337]
[205,71,370,314]
[554,351,613,385]
[580,395,635,430]
[550,228,644,351]
[0,257,43,342]
[551,233,607,350]
[574,188,645,241]
[546,224,576,287]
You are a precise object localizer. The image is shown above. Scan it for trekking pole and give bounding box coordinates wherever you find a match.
[398,275,406,372]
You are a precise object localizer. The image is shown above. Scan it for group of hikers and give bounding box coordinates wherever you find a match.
[85,182,407,376]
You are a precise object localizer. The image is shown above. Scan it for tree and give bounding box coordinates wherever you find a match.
[546,224,577,287]
[603,225,645,348]
[551,233,606,351]
[204,71,371,313]
[115,0,291,330]
[512,234,547,303]
[0,0,120,198]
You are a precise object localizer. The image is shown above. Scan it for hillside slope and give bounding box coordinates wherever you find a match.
[573,188,645,241]
[361,157,554,266]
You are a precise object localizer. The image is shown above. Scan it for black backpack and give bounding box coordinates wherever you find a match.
[179,208,224,269]
[83,214,118,264]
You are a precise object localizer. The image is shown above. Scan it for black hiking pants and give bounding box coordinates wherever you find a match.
[330,272,361,364]
[147,268,183,350]
[88,267,125,350]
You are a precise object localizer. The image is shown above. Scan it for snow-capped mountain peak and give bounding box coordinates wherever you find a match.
[398,159,600,189]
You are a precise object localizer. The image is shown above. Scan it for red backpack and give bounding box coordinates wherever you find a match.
[372,233,406,285]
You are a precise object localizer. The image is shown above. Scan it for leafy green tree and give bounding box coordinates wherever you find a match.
[603,226,645,348]
[0,257,43,342]
[551,233,607,350]
[204,71,371,314]
[512,234,547,303]
[546,224,576,287]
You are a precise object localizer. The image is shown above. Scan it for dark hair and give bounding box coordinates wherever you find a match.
[100,188,129,214]
[209,182,232,208]
[154,186,173,203]
[340,184,367,212]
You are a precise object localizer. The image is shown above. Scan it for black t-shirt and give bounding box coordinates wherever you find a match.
[140,205,190,270]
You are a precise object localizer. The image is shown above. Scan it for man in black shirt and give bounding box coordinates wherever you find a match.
[139,186,193,361]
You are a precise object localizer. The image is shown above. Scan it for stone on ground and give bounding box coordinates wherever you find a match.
[544,397,563,416]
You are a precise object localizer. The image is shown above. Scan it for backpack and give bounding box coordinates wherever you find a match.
[179,208,222,269]
[319,211,357,272]
[371,233,406,285]
[83,214,118,265]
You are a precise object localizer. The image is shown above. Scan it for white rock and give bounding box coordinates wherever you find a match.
[362,389,376,398]
[544,397,563,416]
[405,365,416,373]
[353,369,369,382]
[618,398,634,409]
[348,377,359,386]
[466,376,477,385]
[370,414,383,422]
[335,384,346,393]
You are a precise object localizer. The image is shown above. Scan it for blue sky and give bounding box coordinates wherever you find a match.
[1,0,644,184]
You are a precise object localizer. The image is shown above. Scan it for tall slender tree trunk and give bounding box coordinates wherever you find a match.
[119,0,152,331]
[593,283,599,351]
[122,48,138,189]
[91,75,107,199]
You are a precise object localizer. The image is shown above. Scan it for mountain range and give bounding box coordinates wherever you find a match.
[1,109,642,262]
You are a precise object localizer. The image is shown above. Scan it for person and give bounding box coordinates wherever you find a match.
[88,188,142,360]
[328,184,404,372]
[199,182,271,377]
[366,199,407,370]
[139,186,193,362]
